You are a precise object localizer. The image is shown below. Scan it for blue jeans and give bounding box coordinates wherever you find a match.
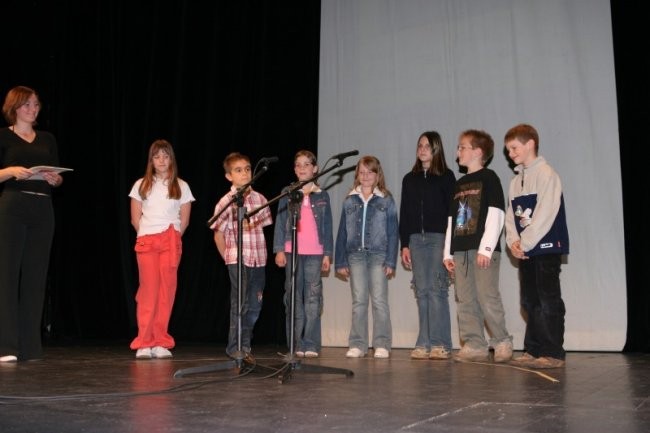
[348,251,392,352]
[409,233,451,350]
[519,254,566,360]
[284,254,323,353]
[226,264,265,356]
[453,250,511,350]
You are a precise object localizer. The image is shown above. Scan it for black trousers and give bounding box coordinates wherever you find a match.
[0,191,54,360]
[519,254,566,360]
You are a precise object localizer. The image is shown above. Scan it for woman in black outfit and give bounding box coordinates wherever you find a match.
[0,86,64,362]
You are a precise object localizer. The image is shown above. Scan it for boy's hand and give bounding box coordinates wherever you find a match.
[510,240,529,260]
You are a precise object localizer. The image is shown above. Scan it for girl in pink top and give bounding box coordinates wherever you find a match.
[273,150,333,358]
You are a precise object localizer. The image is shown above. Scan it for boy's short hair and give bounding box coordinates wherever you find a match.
[504,124,539,153]
[223,152,250,173]
[460,129,494,165]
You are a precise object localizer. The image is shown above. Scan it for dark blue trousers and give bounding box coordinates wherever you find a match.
[519,254,566,360]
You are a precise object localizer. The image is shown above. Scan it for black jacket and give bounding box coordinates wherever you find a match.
[399,168,456,248]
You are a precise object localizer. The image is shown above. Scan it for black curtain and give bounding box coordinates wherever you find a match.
[2,0,648,352]
[2,1,321,347]
[610,1,650,352]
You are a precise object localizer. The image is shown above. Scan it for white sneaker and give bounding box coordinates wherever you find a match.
[345,347,364,358]
[493,340,513,363]
[454,345,489,362]
[135,348,152,359]
[0,355,18,362]
[304,351,319,358]
[374,348,390,359]
[151,346,173,359]
[410,347,429,359]
[429,346,451,360]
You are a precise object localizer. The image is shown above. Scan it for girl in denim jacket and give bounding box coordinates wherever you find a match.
[335,156,399,359]
[274,150,333,358]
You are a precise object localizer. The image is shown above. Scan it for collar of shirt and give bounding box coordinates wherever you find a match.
[349,185,385,198]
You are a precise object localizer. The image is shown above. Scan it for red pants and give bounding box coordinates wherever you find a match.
[130,225,181,350]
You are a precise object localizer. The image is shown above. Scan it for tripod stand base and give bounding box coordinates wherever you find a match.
[173,351,256,378]
[273,355,354,384]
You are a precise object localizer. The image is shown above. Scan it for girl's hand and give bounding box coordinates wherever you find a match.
[401,248,411,269]
[275,252,287,267]
[321,256,331,272]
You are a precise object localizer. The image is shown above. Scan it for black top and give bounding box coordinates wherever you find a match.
[448,168,504,253]
[399,168,456,248]
[0,127,59,195]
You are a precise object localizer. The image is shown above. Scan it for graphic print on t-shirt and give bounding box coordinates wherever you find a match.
[453,181,482,237]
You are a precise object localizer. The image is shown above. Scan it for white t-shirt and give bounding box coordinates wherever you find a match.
[129,177,195,236]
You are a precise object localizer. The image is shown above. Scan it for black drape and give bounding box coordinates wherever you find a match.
[2,1,321,346]
[610,1,650,352]
[2,0,648,352]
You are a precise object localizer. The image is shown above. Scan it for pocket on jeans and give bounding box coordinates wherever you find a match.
[134,239,153,253]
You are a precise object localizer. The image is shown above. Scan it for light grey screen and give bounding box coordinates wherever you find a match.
[318,0,625,351]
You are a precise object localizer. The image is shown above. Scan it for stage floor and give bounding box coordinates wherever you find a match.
[1,344,648,433]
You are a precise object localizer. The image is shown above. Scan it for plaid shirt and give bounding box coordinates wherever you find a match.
[211,187,272,267]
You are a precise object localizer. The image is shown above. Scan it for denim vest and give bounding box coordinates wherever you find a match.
[334,193,399,270]
[273,188,334,257]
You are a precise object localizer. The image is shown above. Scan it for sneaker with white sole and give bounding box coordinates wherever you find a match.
[135,347,152,359]
[304,351,319,358]
[454,345,489,362]
[0,355,18,363]
[345,347,365,358]
[295,351,305,358]
[151,346,173,359]
[410,347,429,359]
[429,346,451,360]
[374,348,390,359]
[530,356,565,369]
[493,340,513,363]
[509,352,536,367]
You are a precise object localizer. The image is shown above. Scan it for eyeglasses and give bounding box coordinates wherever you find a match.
[457,145,474,152]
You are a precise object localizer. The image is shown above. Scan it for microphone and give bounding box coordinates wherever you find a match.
[260,156,279,164]
[332,150,359,160]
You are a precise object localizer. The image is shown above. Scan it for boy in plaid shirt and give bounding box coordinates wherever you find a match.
[210,153,272,358]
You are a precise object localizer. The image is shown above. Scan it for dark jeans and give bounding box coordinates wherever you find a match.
[519,254,566,360]
[226,264,265,356]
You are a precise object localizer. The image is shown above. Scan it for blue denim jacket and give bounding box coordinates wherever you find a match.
[273,188,333,257]
[334,190,399,270]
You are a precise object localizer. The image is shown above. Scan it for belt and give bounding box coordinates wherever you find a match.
[20,190,50,197]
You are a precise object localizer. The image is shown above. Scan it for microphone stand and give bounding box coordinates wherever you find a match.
[174,163,274,378]
[247,156,355,383]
